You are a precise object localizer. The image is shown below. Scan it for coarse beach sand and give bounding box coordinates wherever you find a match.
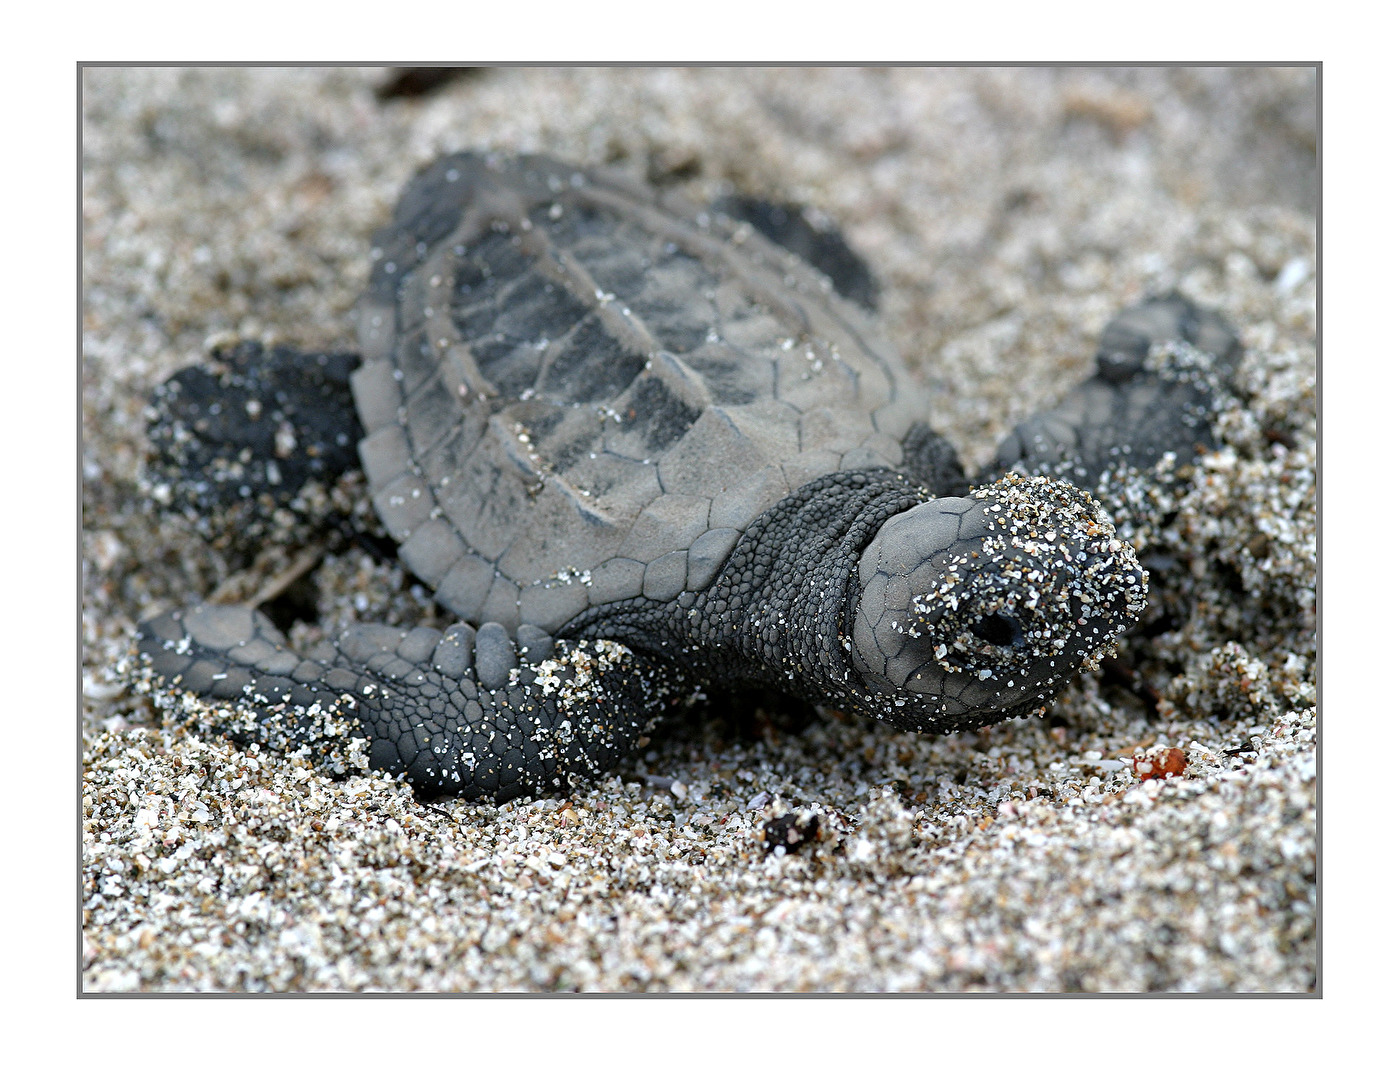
[82,67,1317,992]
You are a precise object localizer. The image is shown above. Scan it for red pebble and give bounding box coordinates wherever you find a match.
[1132,747,1187,779]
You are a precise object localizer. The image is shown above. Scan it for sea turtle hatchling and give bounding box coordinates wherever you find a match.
[130,152,1241,803]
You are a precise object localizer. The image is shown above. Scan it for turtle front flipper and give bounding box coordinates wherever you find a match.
[898,420,970,496]
[131,606,690,802]
[992,292,1242,484]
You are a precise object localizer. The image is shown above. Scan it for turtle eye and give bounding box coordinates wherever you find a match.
[973,612,1023,648]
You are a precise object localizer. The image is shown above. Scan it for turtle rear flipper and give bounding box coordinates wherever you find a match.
[713,194,880,312]
[992,293,1242,483]
[145,342,363,544]
[132,605,689,802]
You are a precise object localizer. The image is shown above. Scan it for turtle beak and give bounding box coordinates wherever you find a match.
[851,476,1146,719]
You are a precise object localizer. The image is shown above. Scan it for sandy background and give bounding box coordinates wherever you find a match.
[81,67,1316,992]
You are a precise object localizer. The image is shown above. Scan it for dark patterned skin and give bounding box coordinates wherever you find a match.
[146,341,363,543]
[134,606,688,801]
[131,153,1233,803]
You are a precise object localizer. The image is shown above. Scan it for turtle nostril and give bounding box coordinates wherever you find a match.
[974,613,1022,648]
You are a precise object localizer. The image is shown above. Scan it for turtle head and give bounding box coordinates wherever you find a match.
[849,475,1147,724]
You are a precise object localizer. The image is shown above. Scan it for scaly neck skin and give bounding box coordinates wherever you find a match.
[568,470,929,710]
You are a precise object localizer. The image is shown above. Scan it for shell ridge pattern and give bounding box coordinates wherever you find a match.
[362,152,932,634]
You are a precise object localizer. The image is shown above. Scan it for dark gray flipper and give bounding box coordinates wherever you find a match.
[899,420,970,497]
[993,292,1241,483]
[146,341,362,540]
[131,605,691,802]
[714,194,880,311]
[1093,292,1241,383]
